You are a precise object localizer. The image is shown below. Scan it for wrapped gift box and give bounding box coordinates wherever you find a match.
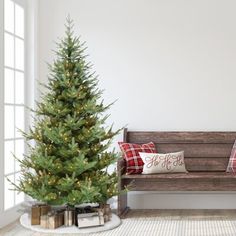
[77,212,104,228]
[64,209,75,226]
[99,204,112,222]
[75,205,97,226]
[31,204,51,225]
[48,211,64,229]
[31,205,41,225]
[40,215,49,228]
[41,205,51,216]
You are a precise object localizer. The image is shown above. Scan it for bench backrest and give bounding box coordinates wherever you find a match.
[124,129,236,172]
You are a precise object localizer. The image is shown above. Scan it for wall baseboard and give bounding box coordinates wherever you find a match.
[127,192,236,209]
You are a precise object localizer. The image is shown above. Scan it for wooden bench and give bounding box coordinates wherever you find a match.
[117,129,236,217]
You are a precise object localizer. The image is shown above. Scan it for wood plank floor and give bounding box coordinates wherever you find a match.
[1,210,236,235]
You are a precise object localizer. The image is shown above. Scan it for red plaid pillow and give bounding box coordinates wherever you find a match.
[118,142,157,174]
[226,140,236,173]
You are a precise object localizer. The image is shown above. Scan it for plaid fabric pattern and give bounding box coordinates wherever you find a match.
[118,142,157,174]
[226,140,236,173]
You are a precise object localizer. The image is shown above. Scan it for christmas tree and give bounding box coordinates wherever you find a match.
[14,18,121,206]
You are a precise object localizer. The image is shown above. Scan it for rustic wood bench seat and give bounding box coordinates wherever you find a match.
[117,129,236,218]
[121,172,236,191]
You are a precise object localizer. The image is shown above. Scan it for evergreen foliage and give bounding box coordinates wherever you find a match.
[14,18,121,206]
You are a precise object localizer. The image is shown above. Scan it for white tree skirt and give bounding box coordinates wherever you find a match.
[20,213,121,234]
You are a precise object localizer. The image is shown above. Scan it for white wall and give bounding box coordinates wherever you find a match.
[38,0,236,209]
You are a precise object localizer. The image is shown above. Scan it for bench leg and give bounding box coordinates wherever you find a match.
[117,157,129,218]
[117,191,129,218]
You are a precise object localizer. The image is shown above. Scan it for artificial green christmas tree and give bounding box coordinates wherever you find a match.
[14,18,121,206]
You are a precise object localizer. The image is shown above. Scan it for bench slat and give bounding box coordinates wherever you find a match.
[127,131,236,144]
[185,157,228,171]
[123,178,236,191]
[156,143,232,158]
[122,172,236,179]
[118,157,228,172]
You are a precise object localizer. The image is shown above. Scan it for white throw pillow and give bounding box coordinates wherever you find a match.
[139,151,187,174]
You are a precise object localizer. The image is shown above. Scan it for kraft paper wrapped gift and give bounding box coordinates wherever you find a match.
[40,215,49,228]
[31,205,41,225]
[48,211,64,229]
[31,204,51,225]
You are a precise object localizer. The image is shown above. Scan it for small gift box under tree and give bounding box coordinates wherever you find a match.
[99,203,112,222]
[64,207,75,227]
[31,204,51,225]
[77,212,104,228]
[39,209,64,229]
[48,210,64,229]
[75,205,98,226]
